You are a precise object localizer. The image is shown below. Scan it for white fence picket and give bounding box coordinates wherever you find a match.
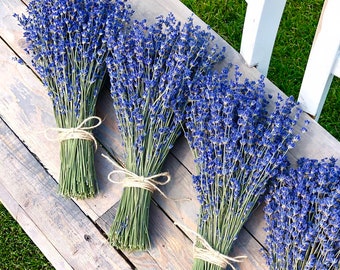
[240,0,286,76]
[298,0,340,120]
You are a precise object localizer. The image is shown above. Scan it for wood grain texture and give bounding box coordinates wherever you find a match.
[1,0,340,269]
[0,118,132,270]
[0,181,73,270]
[244,203,267,247]
[97,201,194,270]
[0,0,33,67]
[229,228,268,270]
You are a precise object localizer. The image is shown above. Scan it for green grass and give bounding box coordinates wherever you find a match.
[1,0,339,268]
[0,203,53,269]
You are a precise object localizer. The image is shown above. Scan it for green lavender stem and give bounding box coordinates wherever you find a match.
[192,204,246,270]
[109,187,152,250]
[58,139,98,199]
[193,259,223,270]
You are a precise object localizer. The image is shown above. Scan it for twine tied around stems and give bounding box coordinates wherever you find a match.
[102,154,171,197]
[45,116,102,150]
[174,222,247,270]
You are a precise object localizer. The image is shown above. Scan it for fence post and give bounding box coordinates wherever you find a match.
[298,0,340,120]
[240,0,286,76]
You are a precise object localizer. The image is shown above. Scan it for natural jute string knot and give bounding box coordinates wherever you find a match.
[174,222,247,270]
[102,154,171,196]
[45,116,102,150]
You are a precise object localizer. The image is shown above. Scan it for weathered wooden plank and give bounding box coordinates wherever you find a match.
[289,113,340,161]
[0,0,32,67]
[229,227,268,270]
[244,203,267,247]
[2,0,340,269]
[97,200,268,270]
[0,118,132,270]
[94,80,126,161]
[0,181,73,270]
[97,201,194,270]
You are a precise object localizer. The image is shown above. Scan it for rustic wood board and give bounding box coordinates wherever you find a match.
[0,181,73,270]
[0,0,30,61]
[97,201,194,270]
[1,0,340,269]
[0,118,132,270]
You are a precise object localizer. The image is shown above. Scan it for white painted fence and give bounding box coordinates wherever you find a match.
[240,0,340,120]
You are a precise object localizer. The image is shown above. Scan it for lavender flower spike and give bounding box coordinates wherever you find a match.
[264,157,340,270]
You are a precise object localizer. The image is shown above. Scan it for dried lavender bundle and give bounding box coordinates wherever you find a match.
[105,13,225,250]
[185,66,308,270]
[15,0,132,198]
[264,158,340,270]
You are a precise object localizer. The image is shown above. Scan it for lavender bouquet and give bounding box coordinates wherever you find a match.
[264,157,340,269]
[105,13,225,250]
[185,66,307,270]
[15,0,132,198]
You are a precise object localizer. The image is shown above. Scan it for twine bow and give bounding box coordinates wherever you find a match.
[102,154,171,197]
[45,116,102,150]
[174,222,247,270]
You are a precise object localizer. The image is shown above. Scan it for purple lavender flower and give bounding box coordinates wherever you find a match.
[264,158,340,270]
[15,0,132,121]
[105,13,225,250]
[185,66,307,269]
[15,0,132,198]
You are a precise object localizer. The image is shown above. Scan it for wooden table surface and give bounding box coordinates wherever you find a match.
[1,0,340,269]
